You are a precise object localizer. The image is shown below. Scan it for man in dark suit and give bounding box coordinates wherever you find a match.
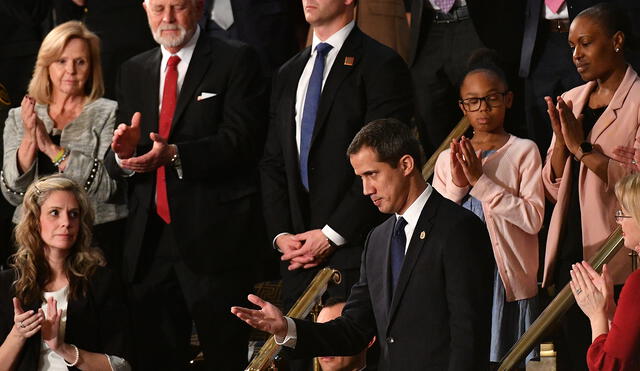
[234,119,494,370]
[519,0,597,154]
[261,0,412,315]
[104,0,266,369]
[200,0,299,77]
[408,0,525,157]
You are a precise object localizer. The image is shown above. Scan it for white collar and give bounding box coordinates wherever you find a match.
[395,184,433,226]
[311,20,355,55]
[160,26,200,66]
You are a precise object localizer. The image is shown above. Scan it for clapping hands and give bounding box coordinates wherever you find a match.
[11,297,42,340]
[545,96,585,155]
[570,262,615,323]
[450,136,483,187]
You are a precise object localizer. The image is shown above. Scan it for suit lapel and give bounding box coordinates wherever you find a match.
[590,66,637,143]
[287,47,312,145]
[287,48,312,188]
[310,27,362,148]
[380,218,395,315]
[143,50,162,136]
[65,294,89,344]
[386,192,440,329]
[170,37,213,138]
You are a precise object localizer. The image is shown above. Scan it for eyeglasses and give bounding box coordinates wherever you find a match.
[459,92,507,112]
[615,209,632,222]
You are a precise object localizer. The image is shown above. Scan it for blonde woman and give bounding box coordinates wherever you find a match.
[571,173,640,370]
[1,21,127,268]
[0,175,130,370]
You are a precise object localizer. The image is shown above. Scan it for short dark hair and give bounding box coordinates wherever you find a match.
[347,119,424,170]
[577,3,638,51]
[461,48,509,90]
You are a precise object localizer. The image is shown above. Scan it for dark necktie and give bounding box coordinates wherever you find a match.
[390,217,408,292]
[156,55,180,224]
[299,42,333,191]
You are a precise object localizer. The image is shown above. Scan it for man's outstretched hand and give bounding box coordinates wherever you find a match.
[231,294,288,339]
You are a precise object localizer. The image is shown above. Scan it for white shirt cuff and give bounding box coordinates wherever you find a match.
[115,153,135,177]
[274,317,297,348]
[322,225,346,246]
[273,232,290,252]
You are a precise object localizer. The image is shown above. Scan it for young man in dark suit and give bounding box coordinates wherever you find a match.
[260,0,413,318]
[234,119,494,370]
[104,0,266,369]
[199,0,299,77]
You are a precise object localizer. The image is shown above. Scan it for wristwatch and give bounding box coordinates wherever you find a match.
[575,141,593,161]
[169,144,183,179]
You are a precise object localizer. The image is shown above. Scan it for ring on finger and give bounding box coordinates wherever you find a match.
[19,321,25,328]
[576,288,582,295]
[632,160,637,165]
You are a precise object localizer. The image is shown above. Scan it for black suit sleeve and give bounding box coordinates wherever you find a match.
[104,65,132,179]
[178,44,267,178]
[0,0,49,25]
[326,51,413,241]
[285,234,377,358]
[260,75,293,240]
[443,213,494,370]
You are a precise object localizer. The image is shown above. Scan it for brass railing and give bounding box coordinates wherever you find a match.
[421,117,470,180]
[498,227,625,370]
[246,268,342,371]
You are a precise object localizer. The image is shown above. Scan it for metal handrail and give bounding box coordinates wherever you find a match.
[246,268,342,371]
[498,227,625,370]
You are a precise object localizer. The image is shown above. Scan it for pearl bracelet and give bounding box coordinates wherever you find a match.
[63,344,80,367]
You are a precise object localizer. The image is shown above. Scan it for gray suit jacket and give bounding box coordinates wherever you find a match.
[1,98,127,224]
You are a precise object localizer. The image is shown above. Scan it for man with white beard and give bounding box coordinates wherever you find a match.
[104,0,266,369]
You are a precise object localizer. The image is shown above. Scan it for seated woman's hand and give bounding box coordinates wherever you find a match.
[41,296,63,352]
[12,297,42,340]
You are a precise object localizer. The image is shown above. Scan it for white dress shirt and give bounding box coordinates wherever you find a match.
[276,185,434,348]
[394,184,432,253]
[275,21,356,248]
[544,2,568,19]
[158,27,200,110]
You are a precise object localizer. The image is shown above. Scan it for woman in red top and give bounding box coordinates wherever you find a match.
[570,172,640,370]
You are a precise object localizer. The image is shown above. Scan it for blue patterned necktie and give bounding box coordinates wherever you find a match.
[390,217,408,292]
[299,42,333,191]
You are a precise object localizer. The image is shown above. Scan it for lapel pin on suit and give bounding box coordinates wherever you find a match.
[344,56,355,66]
[420,231,426,240]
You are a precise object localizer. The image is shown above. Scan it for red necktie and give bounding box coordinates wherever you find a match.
[156,55,180,224]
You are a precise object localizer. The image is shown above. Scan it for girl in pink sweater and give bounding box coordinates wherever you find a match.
[433,50,544,366]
